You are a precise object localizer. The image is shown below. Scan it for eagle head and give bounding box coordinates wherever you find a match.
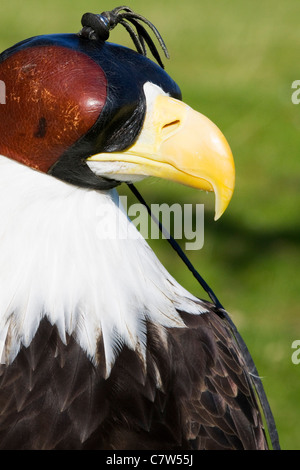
[0,10,234,220]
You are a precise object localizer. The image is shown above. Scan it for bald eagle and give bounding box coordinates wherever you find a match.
[0,7,279,450]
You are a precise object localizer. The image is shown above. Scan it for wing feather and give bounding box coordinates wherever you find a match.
[0,307,268,450]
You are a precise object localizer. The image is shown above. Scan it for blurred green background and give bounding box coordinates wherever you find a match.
[0,0,299,450]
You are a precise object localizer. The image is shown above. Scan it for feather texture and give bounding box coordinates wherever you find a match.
[0,311,267,450]
[0,155,206,372]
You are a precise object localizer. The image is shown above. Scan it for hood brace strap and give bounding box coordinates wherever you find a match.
[127,182,281,451]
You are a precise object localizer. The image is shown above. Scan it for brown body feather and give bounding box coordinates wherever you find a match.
[0,306,268,450]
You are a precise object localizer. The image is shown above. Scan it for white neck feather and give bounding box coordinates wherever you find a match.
[0,156,206,374]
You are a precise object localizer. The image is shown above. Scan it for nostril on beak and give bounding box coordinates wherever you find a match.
[161,119,180,137]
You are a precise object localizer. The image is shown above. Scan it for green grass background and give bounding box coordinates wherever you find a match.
[0,0,299,450]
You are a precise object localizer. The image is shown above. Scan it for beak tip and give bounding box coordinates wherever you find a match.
[214,208,225,221]
[213,183,235,221]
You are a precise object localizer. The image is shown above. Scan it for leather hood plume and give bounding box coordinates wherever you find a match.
[0,7,180,189]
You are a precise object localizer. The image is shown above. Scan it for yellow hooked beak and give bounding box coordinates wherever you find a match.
[88,87,235,220]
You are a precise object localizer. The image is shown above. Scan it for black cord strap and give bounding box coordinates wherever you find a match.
[127,182,280,451]
[127,183,224,309]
